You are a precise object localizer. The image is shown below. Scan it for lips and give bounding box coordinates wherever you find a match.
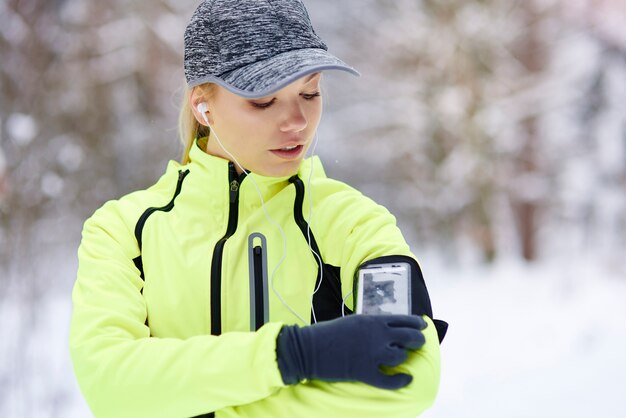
[270,144,305,159]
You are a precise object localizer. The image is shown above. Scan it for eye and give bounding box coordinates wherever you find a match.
[301,92,321,100]
[250,98,276,109]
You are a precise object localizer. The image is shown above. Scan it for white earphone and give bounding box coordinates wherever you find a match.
[197,102,210,124]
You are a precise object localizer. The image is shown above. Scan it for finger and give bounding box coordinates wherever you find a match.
[417,315,428,330]
[388,327,426,350]
[384,315,427,331]
[371,372,413,390]
[380,345,408,367]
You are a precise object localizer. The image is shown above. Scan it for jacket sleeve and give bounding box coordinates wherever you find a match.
[216,316,439,418]
[332,187,442,415]
[69,201,286,418]
[215,184,442,418]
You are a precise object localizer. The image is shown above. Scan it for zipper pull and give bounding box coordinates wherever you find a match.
[230,179,239,203]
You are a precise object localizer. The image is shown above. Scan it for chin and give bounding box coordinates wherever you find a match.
[260,161,302,178]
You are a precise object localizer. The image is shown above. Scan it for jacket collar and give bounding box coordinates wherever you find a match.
[184,138,326,206]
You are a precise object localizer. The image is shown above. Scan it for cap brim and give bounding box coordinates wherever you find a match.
[188,48,359,98]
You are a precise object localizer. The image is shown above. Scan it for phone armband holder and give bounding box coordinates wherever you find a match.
[353,255,448,342]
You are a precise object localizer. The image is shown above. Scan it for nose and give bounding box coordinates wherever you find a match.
[279,102,307,133]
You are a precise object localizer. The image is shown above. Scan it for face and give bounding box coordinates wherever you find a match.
[195,73,323,177]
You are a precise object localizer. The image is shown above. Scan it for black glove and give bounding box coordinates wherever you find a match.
[276,314,427,390]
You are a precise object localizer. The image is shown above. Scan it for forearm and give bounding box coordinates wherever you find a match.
[70,319,285,418]
[217,316,440,418]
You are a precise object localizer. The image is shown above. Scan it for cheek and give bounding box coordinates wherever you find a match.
[237,109,272,133]
[310,102,323,127]
[218,110,264,144]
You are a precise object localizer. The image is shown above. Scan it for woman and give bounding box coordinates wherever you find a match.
[70,1,446,417]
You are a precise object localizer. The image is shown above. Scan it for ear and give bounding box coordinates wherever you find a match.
[190,86,214,127]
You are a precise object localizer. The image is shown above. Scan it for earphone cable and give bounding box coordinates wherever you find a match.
[204,117,309,325]
[305,132,325,324]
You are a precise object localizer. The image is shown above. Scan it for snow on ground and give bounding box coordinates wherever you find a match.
[1,253,625,417]
[422,254,626,418]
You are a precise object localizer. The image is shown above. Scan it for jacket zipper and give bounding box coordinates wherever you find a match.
[210,163,246,336]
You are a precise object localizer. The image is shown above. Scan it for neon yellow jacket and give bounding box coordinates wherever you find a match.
[70,140,442,418]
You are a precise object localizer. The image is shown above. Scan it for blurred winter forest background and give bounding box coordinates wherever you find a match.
[1,0,625,417]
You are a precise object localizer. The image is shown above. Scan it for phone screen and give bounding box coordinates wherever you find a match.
[356,263,411,315]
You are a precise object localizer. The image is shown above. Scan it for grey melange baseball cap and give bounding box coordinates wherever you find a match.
[184,0,359,99]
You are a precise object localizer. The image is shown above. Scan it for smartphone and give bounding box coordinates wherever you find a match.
[355,262,411,315]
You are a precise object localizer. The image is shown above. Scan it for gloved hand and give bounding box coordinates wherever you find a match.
[276,314,427,390]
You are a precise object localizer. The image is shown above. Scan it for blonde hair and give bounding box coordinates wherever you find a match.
[177,83,216,164]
